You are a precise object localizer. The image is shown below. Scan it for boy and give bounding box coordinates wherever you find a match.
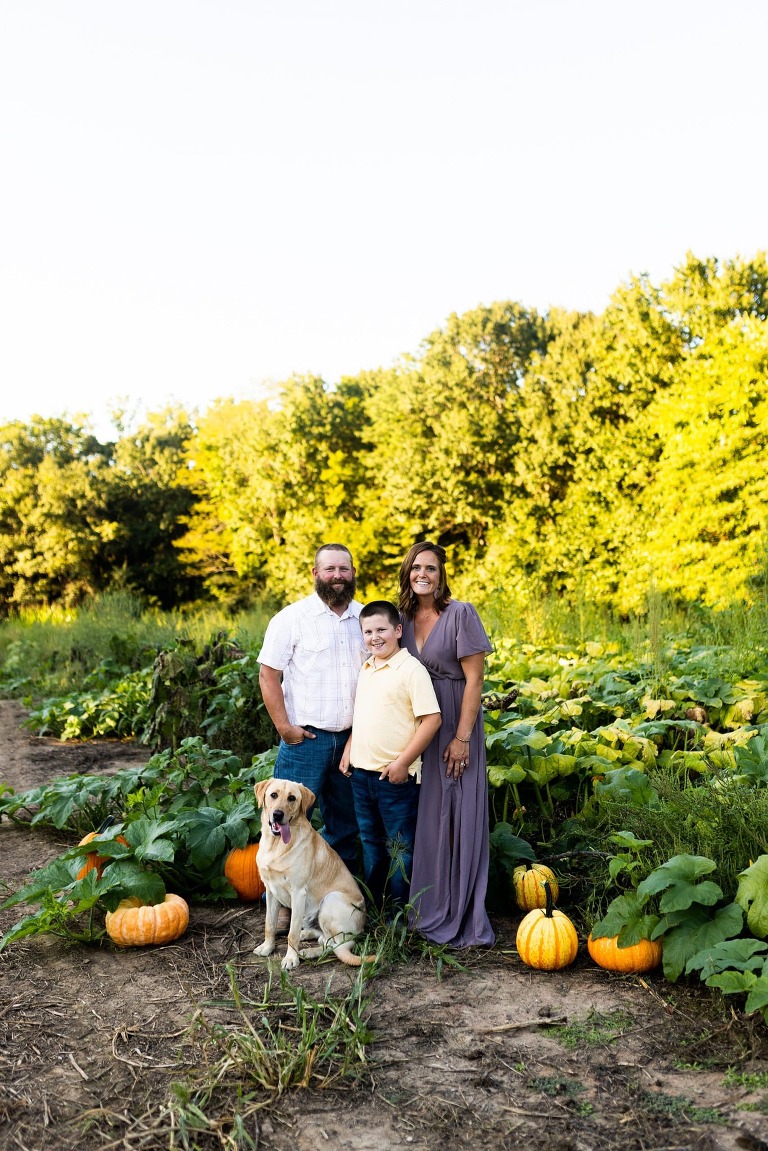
[339,600,441,911]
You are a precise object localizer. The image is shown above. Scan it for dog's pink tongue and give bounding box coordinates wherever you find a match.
[279,823,291,844]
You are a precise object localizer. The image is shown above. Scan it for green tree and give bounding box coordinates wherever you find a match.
[178,376,374,604]
[0,418,114,611]
[359,301,551,587]
[101,407,201,607]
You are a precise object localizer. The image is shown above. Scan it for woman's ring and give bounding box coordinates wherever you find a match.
[460,759,467,768]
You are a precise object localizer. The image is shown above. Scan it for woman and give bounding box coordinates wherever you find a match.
[398,540,495,947]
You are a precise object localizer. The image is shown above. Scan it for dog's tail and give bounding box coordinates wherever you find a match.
[333,941,376,967]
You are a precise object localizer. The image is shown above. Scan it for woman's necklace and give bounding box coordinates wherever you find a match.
[415,604,439,651]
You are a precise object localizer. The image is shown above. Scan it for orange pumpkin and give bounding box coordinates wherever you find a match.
[224,843,265,901]
[516,881,578,971]
[513,862,559,911]
[105,894,189,947]
[587,932,662,973]
[76,829,128,880]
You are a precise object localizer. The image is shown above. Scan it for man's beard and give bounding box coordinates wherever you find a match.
[314,574,356,608]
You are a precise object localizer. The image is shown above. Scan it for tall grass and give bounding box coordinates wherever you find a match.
[483,581,768,684]
[0,590,272,698]
[594,767,768,901]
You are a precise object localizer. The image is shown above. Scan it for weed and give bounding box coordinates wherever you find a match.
[146,965,373,1146]
[529,1074,593,1114]
[551,1009,632,1050]
[594,765,768,896]
[529,1074,584,1098]
[637,1090,725,1125]
[364,899,469,979]
[723,1067,768,1091]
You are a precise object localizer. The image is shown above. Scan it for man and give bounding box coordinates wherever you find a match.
[257,543,366,875]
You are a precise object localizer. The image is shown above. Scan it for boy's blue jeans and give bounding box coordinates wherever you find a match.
[274,726,359,876]
[349,769,418,910]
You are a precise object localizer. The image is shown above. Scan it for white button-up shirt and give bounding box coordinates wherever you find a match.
[257,593,366,731]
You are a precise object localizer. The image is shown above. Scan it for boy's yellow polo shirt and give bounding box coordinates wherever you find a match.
[349,647,440,781]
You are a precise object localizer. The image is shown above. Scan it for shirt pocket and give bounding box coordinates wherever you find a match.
[301,632,331,668]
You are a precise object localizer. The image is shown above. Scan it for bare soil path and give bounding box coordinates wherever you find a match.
[3,699,768,1151]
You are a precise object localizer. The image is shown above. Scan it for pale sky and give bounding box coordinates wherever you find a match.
[1,0,766,440]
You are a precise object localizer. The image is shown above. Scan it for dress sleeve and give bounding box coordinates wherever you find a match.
[455,601,493,661]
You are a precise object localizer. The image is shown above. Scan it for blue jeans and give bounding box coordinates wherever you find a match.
[275,726,360,875]
[350,769,418,910]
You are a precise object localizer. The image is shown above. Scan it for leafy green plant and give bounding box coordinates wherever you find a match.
[640,855,744,983]
[550,1009,633,1050]
[0,739,279,948]
[0,852,166,950]
[487,821,536,912]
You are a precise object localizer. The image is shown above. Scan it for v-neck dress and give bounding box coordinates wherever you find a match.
[401,599,495,947]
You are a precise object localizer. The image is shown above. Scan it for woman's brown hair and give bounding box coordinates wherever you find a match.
[398,541,452,619]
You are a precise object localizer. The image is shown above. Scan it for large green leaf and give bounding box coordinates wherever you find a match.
[594,767,659,808]
[637,854,722,912]
[178,807,228,869]
[0,859,77,908]
[655,902,743,982]
[486,723,550,752]
[488,822,536,869]
[486,763,526,788]
[590,891,660,944]
[707,969,768,1017]
[688,938,768,979]
[97,860,167,910]
[736,855,768,938]
[124,817,179,863]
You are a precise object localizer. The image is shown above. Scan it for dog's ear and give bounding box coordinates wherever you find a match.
[299,784,316,815]
[254,778,271,808]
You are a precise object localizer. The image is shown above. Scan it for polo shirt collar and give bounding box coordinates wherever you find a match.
[364,646,410,671]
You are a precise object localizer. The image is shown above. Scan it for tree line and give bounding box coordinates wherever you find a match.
[2,252,767,618]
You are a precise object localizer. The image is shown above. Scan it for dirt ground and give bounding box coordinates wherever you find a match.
[3,702,768,1151]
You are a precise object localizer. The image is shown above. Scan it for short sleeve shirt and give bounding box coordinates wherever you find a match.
[350,647,441,780]
[257,593,366,731]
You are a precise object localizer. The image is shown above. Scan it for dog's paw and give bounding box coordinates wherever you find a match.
[254,940,275,957]
[298,945,323,959]
[281,948,301,970]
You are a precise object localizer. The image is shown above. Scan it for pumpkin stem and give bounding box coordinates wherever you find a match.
[543,879,554,918]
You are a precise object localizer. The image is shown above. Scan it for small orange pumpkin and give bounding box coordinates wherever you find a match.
[587,932,662,973]
[76,829,128,880]
[224,843,265,901]
[513,862,559,911]
[516,881,578,971]
[105,894,190,947]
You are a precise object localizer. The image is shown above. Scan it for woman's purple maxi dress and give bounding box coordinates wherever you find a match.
[401,600,495,947]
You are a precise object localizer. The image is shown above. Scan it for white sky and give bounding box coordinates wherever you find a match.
[1,0,766,440]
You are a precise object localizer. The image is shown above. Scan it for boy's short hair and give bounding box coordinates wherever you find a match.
[360,600,400,629]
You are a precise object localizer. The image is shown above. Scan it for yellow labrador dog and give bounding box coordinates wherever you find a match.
[253,778,372,969]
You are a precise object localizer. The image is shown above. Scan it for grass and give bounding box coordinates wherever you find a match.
[723,1067,768,1091]
[198,964,374,1094]
[99,964,375,1150]
[636,1090,725,1125]
[594,766,768,898]
[527,1075,595,1118]
[362,900,470,979]
[550,1009,633,1051]
[0,589,272,699]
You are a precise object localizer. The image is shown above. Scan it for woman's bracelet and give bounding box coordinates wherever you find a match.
[456,734,471,744]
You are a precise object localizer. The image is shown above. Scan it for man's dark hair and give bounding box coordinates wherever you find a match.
[360,600,400,629]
